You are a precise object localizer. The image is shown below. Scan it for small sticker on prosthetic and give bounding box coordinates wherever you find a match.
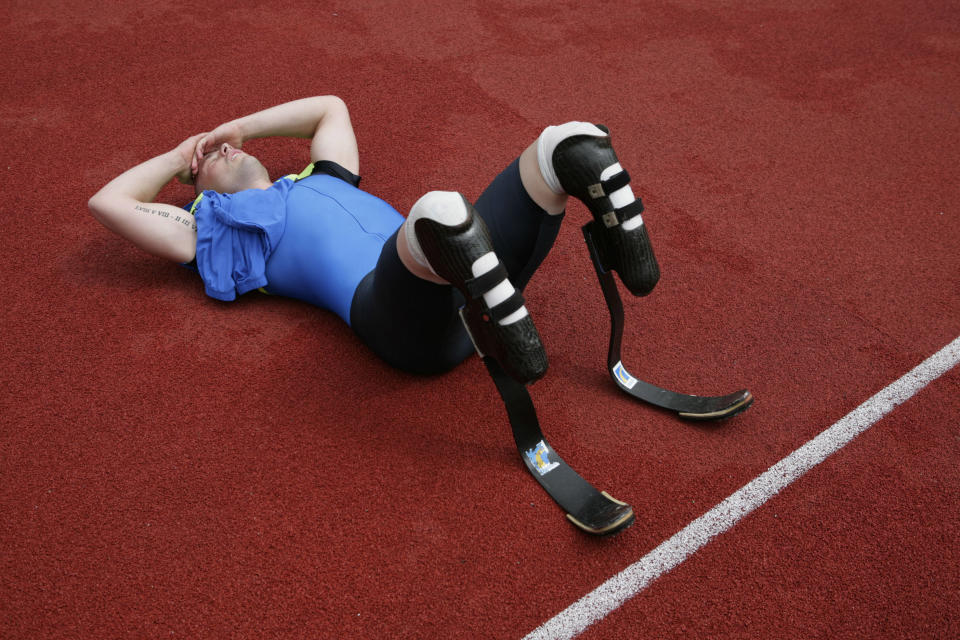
[525,440,560,476]
[613,361,638,389]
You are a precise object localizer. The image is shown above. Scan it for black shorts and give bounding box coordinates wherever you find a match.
[350,157,563,375]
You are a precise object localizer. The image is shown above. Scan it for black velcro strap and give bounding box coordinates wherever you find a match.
[601,170,631,195]
[487,290,526,324]
[614,198,644,224]
[465,262,509,299]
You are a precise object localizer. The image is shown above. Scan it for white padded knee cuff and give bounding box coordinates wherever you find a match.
[536,121,609,194]
[404,191,470,275]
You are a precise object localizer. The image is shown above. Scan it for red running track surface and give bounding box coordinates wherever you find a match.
[1,1,957,638]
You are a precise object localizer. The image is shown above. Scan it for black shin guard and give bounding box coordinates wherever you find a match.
[553,127,660,296]
[412,194,548,384]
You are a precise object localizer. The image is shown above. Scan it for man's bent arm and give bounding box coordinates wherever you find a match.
[195,96,359,175]
[88,138,201,264]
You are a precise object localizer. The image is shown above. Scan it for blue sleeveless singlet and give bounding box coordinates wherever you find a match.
[190,166,404,324]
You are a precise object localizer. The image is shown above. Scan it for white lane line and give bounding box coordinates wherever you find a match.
[525,335,960,640]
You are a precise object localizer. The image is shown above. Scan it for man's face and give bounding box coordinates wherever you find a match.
[194,143,269,193]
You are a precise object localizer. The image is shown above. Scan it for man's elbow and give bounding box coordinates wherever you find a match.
[87,191,126,230]
[318,95,349,115]
[87,192,107,222]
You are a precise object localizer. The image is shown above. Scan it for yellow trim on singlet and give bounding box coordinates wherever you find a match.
[296,163,318,180]
[281,162,319,183]
[188,192,204,215]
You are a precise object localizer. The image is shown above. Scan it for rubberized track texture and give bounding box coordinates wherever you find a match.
[1,1,958,638]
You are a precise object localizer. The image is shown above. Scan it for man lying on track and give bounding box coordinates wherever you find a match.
[88,96,659,385]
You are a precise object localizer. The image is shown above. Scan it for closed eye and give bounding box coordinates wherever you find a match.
[196,150,218,175]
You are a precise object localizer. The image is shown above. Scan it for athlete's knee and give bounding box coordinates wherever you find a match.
[402,191,472,277]
[406,191,470,227]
